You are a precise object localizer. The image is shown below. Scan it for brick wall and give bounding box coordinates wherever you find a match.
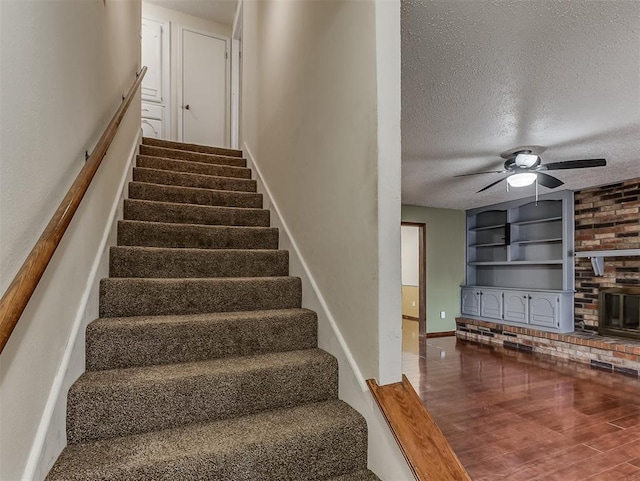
[574,178,640,328]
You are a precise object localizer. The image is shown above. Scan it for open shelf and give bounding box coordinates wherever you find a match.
[469,260,563,266]
[512,238,562,245]
[511,216,562,226]
[465,191,574,314]
[470,223,506,232]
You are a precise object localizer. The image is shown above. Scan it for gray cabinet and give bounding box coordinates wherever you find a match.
[461,191,574,333]
[503,290,529,324]
[529,292,561,329]
[461,288,481,317]
[479,289,503,320]
[461,287,571,332]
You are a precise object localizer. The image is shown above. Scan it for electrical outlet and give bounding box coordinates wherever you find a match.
[440,311,446,319]
[412,301,416,307]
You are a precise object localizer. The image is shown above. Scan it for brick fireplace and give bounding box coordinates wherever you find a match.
[574,178,640,331]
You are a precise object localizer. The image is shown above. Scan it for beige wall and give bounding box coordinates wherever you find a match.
[402,285,419,318]
[241,0,401,383]
[401,205,466,333]
[141,2,231,141]
[0,1,141,478]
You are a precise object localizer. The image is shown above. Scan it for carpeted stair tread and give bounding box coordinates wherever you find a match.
[47,400,368,481]
[109,246,288,278]
[123,199,270,227]
[140,144,247,168]
[67,348,337,443]
[325,470,381,481]
[99,277,302,318]
[46,137,379,480]
[133,167,256,192]
[137,155,251,179]
[117,220,279,249]
[86,308,318,370]
[142,136,243,158]
[129,181,262,208]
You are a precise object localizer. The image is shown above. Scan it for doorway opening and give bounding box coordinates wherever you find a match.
[401,222,426,358]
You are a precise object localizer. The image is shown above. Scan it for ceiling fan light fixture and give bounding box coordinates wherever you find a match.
[514,153,539,168]
[507,172,537,187]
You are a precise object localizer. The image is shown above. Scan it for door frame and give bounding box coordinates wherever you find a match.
[231,0,243,149]
[176,25,231,145]
[401,222,427,358]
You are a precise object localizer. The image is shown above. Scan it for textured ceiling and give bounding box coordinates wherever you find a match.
[402,0,640,210]
[145,0,237,25]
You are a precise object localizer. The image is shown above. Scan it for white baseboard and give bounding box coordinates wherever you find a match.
[24,130,141,481]
[242,142,414,480]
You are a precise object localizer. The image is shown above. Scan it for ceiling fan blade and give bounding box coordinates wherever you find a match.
[537,172,564,189]
[543,159,606,170]
[454,170,505,177]
[477,177,506,193]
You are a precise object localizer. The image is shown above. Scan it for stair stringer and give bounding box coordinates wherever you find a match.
[23,131,141,481]
[243,142,415,481]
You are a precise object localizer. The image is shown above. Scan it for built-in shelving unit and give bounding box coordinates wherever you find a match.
[461,191,575,333]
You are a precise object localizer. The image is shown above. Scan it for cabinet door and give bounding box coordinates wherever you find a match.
[529,293,560,328]
[480,289,503,320]
[461,289,480,316]
[503,291,529,324]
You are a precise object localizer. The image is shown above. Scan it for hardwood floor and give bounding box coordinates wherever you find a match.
[403,336,640,480]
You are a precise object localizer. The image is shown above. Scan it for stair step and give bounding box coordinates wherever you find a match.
[47,400,368,481]
[99,277,302,318]
[117,220,278,250]
[123,199,270,227]
[109,246,288,278]
[86,308,318,370]
[326,470,381,481]
[133,167,256,192]
[129,181,263,208]
[140,144,246,168]
[137,155,251,179]
[67,349,337,443]
[142,136,243,158]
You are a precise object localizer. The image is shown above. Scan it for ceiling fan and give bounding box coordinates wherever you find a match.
[455,146,607,193]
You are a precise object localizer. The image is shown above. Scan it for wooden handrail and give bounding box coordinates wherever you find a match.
[0,67,147,355]
[367,375,471,481]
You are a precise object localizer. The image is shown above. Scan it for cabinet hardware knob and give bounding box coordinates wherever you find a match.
[184,104,190,110]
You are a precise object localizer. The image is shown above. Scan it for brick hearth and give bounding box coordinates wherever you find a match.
[456,317,640,378]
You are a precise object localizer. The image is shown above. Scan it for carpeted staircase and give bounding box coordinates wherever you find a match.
[46,137,381,480]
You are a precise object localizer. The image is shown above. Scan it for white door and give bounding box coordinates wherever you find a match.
[141,17,169,138]
[141,19,163,102]
[181,29,228,146]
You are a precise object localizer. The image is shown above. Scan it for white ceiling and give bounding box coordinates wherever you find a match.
[401,0,640,210]
[145,0,237,25]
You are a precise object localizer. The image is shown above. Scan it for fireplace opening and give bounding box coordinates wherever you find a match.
[599,287,640,340]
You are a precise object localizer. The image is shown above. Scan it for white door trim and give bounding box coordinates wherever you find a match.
[231,1,243,149]
[177,24,231,145]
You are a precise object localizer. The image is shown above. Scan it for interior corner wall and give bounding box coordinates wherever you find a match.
[401,205,466,333]
[240,0,384,381]
[141,2,232,141]
[0,1,141,479]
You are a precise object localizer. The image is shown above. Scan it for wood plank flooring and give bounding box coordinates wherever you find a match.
[403,336,640,480]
